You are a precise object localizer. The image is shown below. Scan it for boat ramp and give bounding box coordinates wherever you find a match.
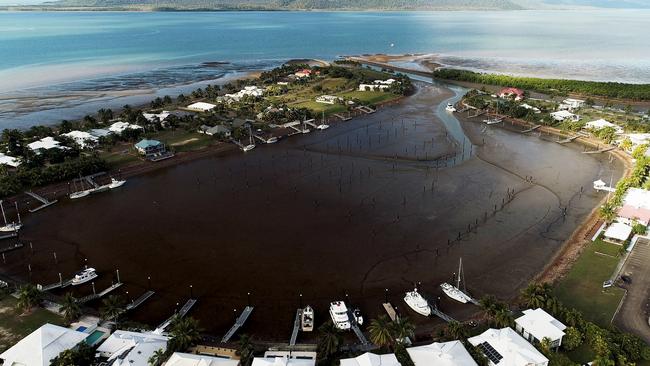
[76,282,123,304]
[25,191,57,212]
[154,298,198,334]
[521,125,541,134]
[221,305,254,343]
[125,290,155,311]
[289,309,301,346]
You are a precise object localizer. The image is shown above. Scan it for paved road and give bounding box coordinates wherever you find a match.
[614,237,650,343]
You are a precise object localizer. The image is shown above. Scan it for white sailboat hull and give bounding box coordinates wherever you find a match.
[440,283,471,304]
[0,223,21,232]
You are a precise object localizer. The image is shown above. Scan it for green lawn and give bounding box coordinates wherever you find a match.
[153,129,214,152]
[554,239,626,327]
[566,342,596,364]
[292,101,347,115]
[338,90,401,105]
[0,296,64,352]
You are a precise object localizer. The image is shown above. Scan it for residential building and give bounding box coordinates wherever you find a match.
[623,133,650,148]
[315,95,342,104]
[515,308,566,348]
[89,128,112,138]
[251,356,315,366]
[223,86,265,102]
[603,222,633,244]
[584,119,623,134]
[187,102,217,112]
[468,327,548,366]
[550,110,580,122]
[295,69,313,78]
[164,352,240,366]
[339,352,401,366]
[617,188,650,226]
[359,84,391,91]
[562,98,586,110]
[135,139,168,160]
[498,87,525,101]
[27,136,68,152]
[143,111,171,123]
[109,121,144,134]
[520,103,541,113]
[0,323,89,366]
[96,330,168,366]
[62,130,99,148]
[407,341,477,366]
[199,124,232,137]
[0,152,21,168]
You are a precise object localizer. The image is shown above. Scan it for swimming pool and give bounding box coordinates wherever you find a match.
[85,330,106,346]
[76,326,87,332]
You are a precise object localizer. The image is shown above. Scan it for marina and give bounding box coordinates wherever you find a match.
[154,298,198,334]
[221,306,254,343]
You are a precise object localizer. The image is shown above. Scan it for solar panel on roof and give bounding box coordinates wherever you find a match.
[478,341,503,364]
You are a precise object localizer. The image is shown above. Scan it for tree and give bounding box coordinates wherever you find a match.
[562,307,584,328]
[562,327,583,352]
[60,293,81,324]
[391,317,415,344]
[16,284,42,313]
[317,321,342,360]
[479,295,498,324]
[493,307,514,328]
[100,295,124,322]
[236,334,255,366]
[538,337,553,356]
[600,202,617,223]
[445,321,468,340]
[168,316,202,352]
[368,314,394,349]
[148,348,166,366]
[50,343,95,366]
[521,282,551,309]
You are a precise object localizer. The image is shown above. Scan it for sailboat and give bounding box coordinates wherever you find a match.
[404,287,432,317]
[243,125,256,152]
[69,178,91,199]
[317,111,330,130]
[108,177,126,189]
[0,200,22,233]
[440,258,473,304]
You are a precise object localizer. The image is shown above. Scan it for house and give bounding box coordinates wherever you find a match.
[143,111,171,123]
[603,222,633,244]
[295,69,313,78]
[62,130,99,149]
[407,341,478,366]
[562,98,586,110]
[27,136,68,152]
[498,87,525,101]
[339,352,401,366]
[199,124,232,137]
[251,355,315,366]
[164,352,240,366]
[315,95,342,104]
[0,152,21,168]
[187,102,217,112]
[0,323,89,366]
[359,84,391,92]
[515,308,566,348]
[96,330,168,366]
[520,103,541,113]
[135,139,167,159]
[223,86,265,102]
[109,121,144,134]
[617,188,650,226]
[468,327,549,366]
[550,110,580,122]
[584,119,623,134]
[622,133,650,148]
[89,128,112,138]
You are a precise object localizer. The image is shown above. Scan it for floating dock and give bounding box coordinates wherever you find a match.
[382,303,398,321]
[289,309,301,346]
[334,113,352,121]
[76,282,123,304]
[25,191,58,213]
[125,290,155,311]
[557,135,579,144]
[0,241,23,254]
[154,298,198,334]
[221,306,254,343]
[583,146,615,154]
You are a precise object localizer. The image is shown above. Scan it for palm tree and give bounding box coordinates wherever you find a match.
[168,316,202,352]
[391,317,415,344]
[479,295,498,324]
[60,293,81,324]
[562,307,584,328]
[148,348,166,366]
[599,202,617,223]
[237,334,255,366]
[100,295,124,322]
[493,307,514,328]
[16,284,42,313]
[368,314,394,349]
[317,321,342,359]
[446,321,468,340]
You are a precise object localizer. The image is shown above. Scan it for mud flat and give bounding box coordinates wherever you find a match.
[0,82,622,341]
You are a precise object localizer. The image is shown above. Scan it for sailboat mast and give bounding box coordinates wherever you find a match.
[15,202,21,224]
[457,258,462,289]
[0,200,6,225]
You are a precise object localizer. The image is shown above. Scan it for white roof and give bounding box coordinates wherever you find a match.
[563,98,585,104]
[97,330,168,366]
[187,102,217,111]
[27,136,65,151]
[604,222,633,241]
[550,110,575,119]
[585,119,621,131]
[251,357,315,366]
[89,128,112,138]
[624,133,650,146]
[407,341,478,366]
[468,327,549,366]
[339,352,401,366]
[623,188,650,210]
[143,111,171,122]
[0,323,88,366]
[165,352,239,366]
[109,122,143,134]
[515,308,566,342]
[0,152,21,167]
[62,130,98,148]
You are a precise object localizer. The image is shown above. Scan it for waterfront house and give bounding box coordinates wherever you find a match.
[143,110,171,123]
[339,352,401,366]
[135,139,170,161]
[550,110,580,122]
[187,102,217,112]
[109,121,144,134]
[315,95,342,104]
[27,136,68,152]
[164,352,240,366]
[359,83,391,91]
[468,327,549,366]
[584,119,623,134]
[62,130,99,149]
[223,86,265,102]
[199,124,232,137]
[603,222,633,245]
[498,87,525,101]
[622,133,650,148]
[0,152,21,168]
[295,69,313,78]
[0,323,89,366]
[515,308,566,348]
[407,340,478,366]
[562,98,586,110]
[251,356,315,366]
[96,330,168,366]
[617,187,650,226]
[89,128,112,138]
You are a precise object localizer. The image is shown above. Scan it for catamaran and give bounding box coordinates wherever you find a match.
[404,288,432,317]
[445,103,457,112]
[0,200,21,233]
[71,268,98,286]
[440,258,473,304]
[301,305,314,332]
[329,301,351,330]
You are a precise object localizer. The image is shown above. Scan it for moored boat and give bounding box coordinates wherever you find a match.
[301,305,314,332]
[352,308,364,326]
[108,178,126,189]
[440,282,471,303]
[71,268,98,286]
[445,103,457,112]
[329,301,351,330]
[404,288,432,317]
[69,190,91,199]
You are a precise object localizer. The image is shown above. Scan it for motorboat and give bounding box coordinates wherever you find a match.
[352,308,364,326]
[329,301,351,330]
[316,124,330,130]
[445,103,457,112]
[242,144,256,152]
[483,118,503,125]
[301,305,314,332]
[266,136,279,144]
[108,178,126,189]
[404,288,432,317]
[440,258,474,304]
[71,268,98,286]
[69,190,91,199]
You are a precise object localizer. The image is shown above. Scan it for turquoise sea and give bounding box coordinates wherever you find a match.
[0,10,649,127]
